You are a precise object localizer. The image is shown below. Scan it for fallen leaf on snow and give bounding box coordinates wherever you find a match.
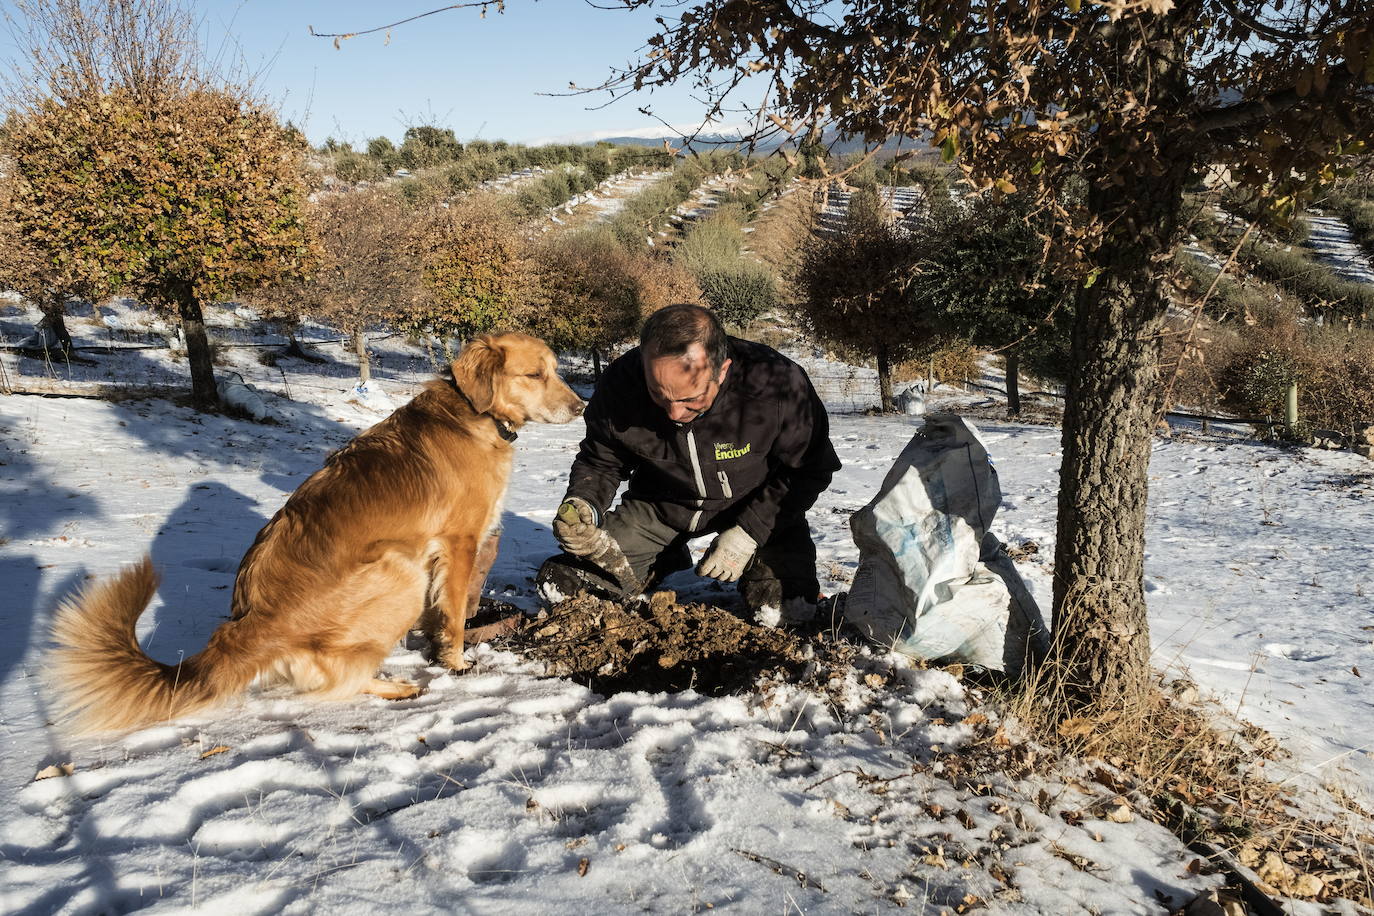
[199,745,231,759]
[1105,803,1134,823]
[34,763,74,780]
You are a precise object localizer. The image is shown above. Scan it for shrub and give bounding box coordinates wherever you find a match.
[1213,302,1374,430]
[411,193,536,345]
[675,215,745,276]
[526,229,640,353]
[626,254,702,314]
[696,262,778,328]
[331,150,385,183]
[399,124,463,171]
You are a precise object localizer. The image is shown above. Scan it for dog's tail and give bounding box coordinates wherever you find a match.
[49,557,263,734]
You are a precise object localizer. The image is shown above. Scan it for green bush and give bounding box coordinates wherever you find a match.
[697,262,778,327]
[676,215,744,275]
[331,150,385,183]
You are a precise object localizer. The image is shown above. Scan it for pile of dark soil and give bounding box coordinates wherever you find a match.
[508,591,813,696]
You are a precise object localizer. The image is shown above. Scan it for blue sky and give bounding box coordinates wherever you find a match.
[184,0,752,147]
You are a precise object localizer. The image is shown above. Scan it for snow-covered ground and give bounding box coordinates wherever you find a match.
[1305,213,1374,286]
[1,299,1371,913]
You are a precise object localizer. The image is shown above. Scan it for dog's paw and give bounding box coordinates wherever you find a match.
[438,648,471,673]
[364,678,423,700]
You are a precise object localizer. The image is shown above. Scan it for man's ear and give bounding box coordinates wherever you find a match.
[716,358,732,385]
[451,335,505,414]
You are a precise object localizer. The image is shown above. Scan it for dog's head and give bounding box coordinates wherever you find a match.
[451,333,584,427]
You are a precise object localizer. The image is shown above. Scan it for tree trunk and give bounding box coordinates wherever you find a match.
[1005,350,1021,418]
[1046,14,1197,718]
[353,328,372,383]
[1051,192,1196,716]
[38,300,76,355]
[177,296,219,408]
[876,344,893,412]
[592,348,602,380]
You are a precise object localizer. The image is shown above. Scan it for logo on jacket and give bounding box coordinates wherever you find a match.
[714,441,752,460]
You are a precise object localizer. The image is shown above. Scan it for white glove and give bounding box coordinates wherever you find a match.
[696,526,757,582]
[553,497,602,557]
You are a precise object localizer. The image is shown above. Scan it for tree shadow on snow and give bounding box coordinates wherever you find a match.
[142,480,269,661]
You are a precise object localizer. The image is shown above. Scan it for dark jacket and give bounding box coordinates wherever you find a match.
[565,338,841,543]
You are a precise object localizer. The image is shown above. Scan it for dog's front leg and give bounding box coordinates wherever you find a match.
[464,529,501,620]
[436,535,478,672]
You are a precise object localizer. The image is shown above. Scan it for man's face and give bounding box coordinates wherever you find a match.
[644,343,731,424]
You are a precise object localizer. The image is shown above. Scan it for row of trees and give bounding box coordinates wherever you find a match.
[250,167,719,382]
[792,184,1073,413]
[324,129,676,192]
[0,1,726,406]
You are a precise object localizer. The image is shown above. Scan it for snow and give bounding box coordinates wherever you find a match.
[1,298,1371,912]
[1305,212,1374,286]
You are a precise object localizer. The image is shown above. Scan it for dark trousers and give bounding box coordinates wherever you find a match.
[536,498,819,610]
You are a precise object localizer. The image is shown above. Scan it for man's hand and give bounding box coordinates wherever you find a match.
[696,526,757,582]
[553,497,602,557]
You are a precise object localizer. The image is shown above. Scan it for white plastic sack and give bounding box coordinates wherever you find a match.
[344,378,396,413]
[845,416,1048,676]
[216,375,277,423]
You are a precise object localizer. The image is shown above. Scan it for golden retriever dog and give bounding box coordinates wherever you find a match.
[49,332,584,734]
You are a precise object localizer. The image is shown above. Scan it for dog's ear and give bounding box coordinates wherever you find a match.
[451,335,505,414]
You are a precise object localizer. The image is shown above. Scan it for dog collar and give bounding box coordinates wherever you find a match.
[448,374,518,443]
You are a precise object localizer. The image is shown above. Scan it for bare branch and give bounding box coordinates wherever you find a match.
[308,1,504,43]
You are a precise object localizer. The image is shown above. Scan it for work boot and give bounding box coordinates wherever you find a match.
[535,553,627,603]
[740,575,818,627]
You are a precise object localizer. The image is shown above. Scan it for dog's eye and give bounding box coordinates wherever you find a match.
[525,372,543,379]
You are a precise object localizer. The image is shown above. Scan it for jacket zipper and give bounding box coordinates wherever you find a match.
[717,469,732,499]
[685,428,707,531]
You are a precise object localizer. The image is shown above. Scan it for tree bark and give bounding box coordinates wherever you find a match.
[353,328,372,383]
[38,299,76,355]
[876,343,893,412]
[1052,171,1194,715]
[177,296,219,408]
[592,348,602,380]
[1005,350,1021,418]
[1047,13,1197,717]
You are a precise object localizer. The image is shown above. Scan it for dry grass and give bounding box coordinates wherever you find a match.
[745,187,815,299]
[1001,653,1374,910]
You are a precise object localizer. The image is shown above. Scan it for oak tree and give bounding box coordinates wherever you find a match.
[603,0,1374,714]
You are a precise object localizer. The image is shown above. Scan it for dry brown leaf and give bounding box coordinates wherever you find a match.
[199,745,231,759]
[1105,803,1134,823]
[34,763,74,781]
[1057,717,1095,738]
[577,857,590,877]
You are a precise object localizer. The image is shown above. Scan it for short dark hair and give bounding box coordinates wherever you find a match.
[640,304,731,371]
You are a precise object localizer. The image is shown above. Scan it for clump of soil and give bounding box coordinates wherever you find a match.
[510,590,811,695]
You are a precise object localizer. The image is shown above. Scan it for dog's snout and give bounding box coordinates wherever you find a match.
[570,397,586,417]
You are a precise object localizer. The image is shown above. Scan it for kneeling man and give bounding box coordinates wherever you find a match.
[537,304,841,620]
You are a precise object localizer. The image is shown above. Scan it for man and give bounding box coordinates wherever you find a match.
[536,304,841,621]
